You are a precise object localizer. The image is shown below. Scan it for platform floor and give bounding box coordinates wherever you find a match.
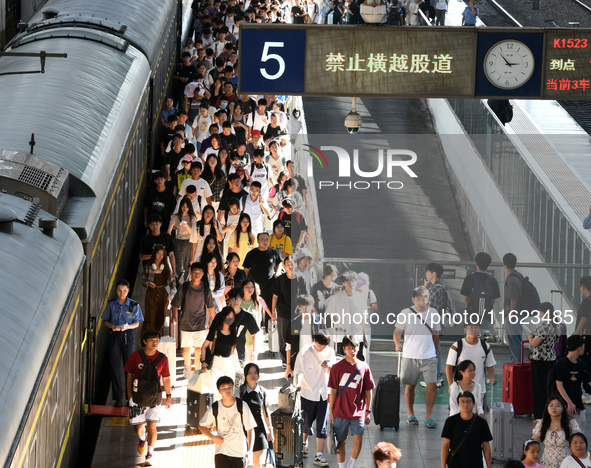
[90,339,590,467]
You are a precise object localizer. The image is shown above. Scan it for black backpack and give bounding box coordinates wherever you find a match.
[387,7,402,25]
[133,350,165,407]
[517,275,540,313]
[467,274,495,316]
[212,398,247,437]
[452,339,490,380]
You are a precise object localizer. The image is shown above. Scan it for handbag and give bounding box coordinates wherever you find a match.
[326,419,338,455]
[278,382,297,413]
[263,447,276,468]
[304,13,313,23]
[204,330,217,368]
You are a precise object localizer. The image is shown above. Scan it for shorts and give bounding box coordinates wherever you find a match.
[129,399,162,425]
[333,416,364,442]
[301,396,329,438]
[181,330,208,349]
[400,356,437,386]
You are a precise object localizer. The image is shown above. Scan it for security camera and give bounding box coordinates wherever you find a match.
[344,97,361,134]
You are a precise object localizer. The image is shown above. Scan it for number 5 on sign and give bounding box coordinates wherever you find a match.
[260,42,285,80]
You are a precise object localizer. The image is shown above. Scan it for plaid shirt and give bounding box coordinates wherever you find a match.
[427,280,448,314]
[208,175,227,202]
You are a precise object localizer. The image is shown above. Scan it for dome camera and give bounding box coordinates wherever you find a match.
[344,97,362,134]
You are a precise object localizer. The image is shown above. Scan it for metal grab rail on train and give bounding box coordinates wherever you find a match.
[0,51,67,75]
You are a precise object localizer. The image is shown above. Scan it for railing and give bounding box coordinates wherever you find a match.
[319,258,585,340]
[447,98,591,311]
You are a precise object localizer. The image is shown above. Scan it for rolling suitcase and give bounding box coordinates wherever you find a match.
[489,385,514,461]
[158,333,178,389]
[186,371,214,433]
[502,340,533,415]
[272,386,303,467]
[372,352,400,430]
[269,321,280,357]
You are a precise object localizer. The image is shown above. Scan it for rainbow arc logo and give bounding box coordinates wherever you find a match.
[302,144,328,169]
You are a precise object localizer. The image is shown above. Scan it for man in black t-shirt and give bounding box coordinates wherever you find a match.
[441,391,492,468]
[139,214,176,274]
[243,232,282,308]
[279,199,308,251]
[211,288,259,366]
[164,134,187,182]
[144,171,176,232]
[291,0,306,23]
[555,335,591,418]
[217,173,248,221]
[459,252,500,333]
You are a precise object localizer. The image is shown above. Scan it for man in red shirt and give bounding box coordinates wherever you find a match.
[125,330,172,466]
[328,335,375,468]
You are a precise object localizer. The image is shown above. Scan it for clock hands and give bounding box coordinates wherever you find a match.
[500,53,514,67]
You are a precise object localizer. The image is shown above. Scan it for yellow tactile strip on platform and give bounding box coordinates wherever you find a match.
[182,429,215,467]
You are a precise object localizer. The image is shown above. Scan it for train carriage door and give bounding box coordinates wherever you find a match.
[1,0,20,49]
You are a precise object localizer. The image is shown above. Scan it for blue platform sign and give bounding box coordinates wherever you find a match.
[239,28,306,94]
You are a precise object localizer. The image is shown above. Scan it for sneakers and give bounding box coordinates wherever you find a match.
[114,400,123,407]
[420,379,444,388]
[183,365,191,379]
[282,363,287,369]
[303,443,308,457]
[314,454,329,466]
[137,438,147,455]
[419,381,427,388]
[143,452,153,467]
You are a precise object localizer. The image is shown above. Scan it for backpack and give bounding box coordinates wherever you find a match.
[212,398,247,437]
[517,275,540,313]
[452,338,490,379]
[180,280,212,314]
[133,350,165,407]
[279,210,309,245]
[431,282,456,316]
[249,162,269,180]
[467,274,495,317]
[387,6,402,24]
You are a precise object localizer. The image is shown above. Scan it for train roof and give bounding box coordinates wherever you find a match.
[11,0,177,64]
[0,193,84,466]
[0,36,150,237]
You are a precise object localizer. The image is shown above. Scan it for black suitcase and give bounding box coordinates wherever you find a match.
[186,389,213,433]
[372,352,400,430]
[272,407,303,467]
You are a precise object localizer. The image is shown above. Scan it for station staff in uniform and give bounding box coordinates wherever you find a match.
[101,279,144,407]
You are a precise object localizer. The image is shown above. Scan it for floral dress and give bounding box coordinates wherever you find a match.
[533,419,581,468]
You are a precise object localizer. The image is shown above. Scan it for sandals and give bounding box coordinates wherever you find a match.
[425,418,438,428]
[406,416,419,425]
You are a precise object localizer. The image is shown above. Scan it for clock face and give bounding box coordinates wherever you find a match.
[483,40,535,90]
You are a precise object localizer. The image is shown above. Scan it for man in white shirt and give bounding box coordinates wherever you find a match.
[446,324,497,410]
[326,271,369,357]
[178,161,213,204]
[394,286,441,428]
[240,181,269,236]
[199,375,257,467]
[293,331,335,467]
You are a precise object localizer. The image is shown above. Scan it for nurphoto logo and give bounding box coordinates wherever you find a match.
[305,144,418,190]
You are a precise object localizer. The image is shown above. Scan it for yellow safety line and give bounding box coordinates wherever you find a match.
[16,296,80,468]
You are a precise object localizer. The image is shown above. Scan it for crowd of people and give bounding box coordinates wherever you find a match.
[96,0,591,465]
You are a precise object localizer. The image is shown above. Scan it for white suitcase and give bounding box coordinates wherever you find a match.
[269,321,280,356]
[158,336,178,389]
[488,385,514,461]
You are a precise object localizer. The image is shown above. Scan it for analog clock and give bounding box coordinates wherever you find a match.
[483,40,535,90]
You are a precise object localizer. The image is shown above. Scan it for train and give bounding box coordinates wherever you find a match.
[0,0,188,466]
